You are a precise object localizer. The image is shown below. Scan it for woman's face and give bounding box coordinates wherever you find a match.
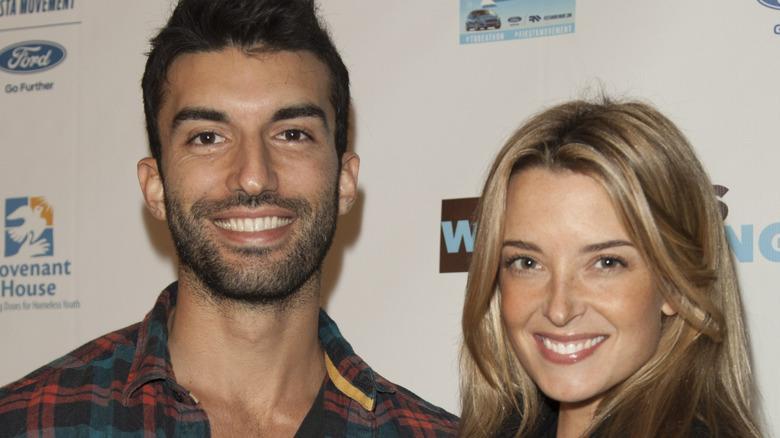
[500,168,675,414]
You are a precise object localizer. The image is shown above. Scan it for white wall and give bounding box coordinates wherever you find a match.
[1,0,777,435]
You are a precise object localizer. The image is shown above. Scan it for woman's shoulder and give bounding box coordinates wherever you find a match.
[491,403,558,438]
[691,419,710,438]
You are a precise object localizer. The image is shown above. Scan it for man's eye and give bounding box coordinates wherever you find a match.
[190,132,225,145]
[277,129,310,142]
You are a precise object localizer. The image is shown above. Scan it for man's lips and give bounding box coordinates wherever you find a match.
[213,216,293,232]
[534,334,608,364]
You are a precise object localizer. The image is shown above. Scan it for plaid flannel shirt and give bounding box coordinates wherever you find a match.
[0,283,458,437]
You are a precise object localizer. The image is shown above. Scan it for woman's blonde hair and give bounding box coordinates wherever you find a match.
[459,98,762,438]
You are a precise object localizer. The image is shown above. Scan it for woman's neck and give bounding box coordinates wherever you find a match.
[557,399,600,438]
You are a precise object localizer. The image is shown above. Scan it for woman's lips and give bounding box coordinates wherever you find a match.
[534,334,607,364]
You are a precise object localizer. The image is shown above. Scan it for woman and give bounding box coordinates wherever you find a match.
[459,98,763,438]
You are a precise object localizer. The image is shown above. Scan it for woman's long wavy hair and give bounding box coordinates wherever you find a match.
[459,98,763,438]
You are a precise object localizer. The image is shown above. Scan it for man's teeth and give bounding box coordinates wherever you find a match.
[542,336,605,355]
[214,217,292,232]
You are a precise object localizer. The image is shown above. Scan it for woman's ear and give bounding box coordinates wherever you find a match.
[661,299,678,317]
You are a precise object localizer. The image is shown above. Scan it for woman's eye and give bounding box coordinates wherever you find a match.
[277,129,311,142]
[509,257,540,271]
[594,257,626,269]
[190,132,225,145]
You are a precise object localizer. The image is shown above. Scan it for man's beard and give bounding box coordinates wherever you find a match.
[164,188,338,307]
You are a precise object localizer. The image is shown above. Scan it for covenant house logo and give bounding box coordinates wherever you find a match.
[2,197,74,309]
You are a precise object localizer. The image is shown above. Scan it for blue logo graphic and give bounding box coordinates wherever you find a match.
[758,0,780,10]
[4,197,53,258]
[775,24,780,33]
[0,41,66,74]
[441,220,476,254]
[726,223,780,263]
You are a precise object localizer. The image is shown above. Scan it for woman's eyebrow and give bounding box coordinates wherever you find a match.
[582,240,633,253]
[503,240,540,251]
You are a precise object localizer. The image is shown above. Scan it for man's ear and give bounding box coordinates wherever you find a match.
[337,152,359,215]
[137,157,166,221]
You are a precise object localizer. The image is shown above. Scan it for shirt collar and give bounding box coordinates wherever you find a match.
[319,309,396,412]
[122,282,179,404]
[119,283,392,411]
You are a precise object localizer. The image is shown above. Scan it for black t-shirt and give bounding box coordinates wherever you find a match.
[293,380,326,438]
[493,398,711,438]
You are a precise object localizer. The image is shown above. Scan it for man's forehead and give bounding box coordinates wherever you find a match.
[163,48,331,95]
[159,48,335,125]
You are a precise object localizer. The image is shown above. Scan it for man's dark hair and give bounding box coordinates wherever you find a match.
[141,0,350,167]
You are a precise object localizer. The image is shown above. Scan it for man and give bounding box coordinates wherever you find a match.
[0,0,458,436]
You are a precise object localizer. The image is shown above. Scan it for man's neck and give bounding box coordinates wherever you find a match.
[167,273,326,436]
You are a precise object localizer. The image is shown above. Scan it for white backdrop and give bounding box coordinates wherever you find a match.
[1,1,778,435]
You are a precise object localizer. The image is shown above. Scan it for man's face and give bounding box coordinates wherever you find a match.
[138,48,358,305]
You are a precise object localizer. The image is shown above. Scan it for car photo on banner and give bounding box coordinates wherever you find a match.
[460,0,576,45]
[465,9,501,31]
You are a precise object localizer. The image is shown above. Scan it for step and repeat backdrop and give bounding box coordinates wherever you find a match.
[1,0,778,434]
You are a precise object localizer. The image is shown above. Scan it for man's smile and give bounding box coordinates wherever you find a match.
[213,216,293,232]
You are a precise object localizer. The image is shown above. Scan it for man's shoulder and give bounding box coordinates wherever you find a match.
[323,369,459,437]
[318,310,458,436]
[0,322,141,408]
[373,372,459,430]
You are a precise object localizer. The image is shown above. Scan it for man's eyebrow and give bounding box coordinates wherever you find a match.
[503,240,541,252]
[272,104,329,131]
[171,107,228,132]
[582,240,634,253]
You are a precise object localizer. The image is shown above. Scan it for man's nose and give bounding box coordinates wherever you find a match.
[230,140,278,196]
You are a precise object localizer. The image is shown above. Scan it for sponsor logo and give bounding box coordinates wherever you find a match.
[718,186,780,263]
[758,0,780,10]
[544,13,573,21]
[1,196,75,305]
[5,196,53,257]
[440,197,478,273]
[714,185,729,219]
[0,0,76,17]
[440,186,777,273]
[774,24,780,34]
[727,222,780,262]
[0,41,66,74]
[460,0,575,44]
[4,81,54,93]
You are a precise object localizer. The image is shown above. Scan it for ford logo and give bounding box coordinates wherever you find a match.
[758,0,780,10]
[508,16,522,23]
[0,41,66,74]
